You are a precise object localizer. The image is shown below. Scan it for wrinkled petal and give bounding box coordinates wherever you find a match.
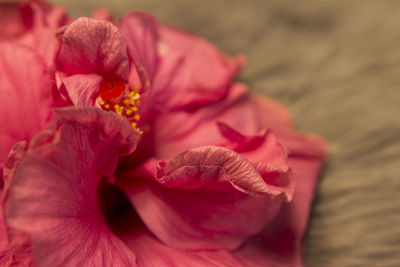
[0,42,53,168]
[121,229,243,267]
[119,11,159,83]
[151,25,245,111]
[3,107,138,266]
[61,73,103,106]
[119,144,290,250]
[217,123,295,201]
[233,157,324,266]
[57,17,130,80]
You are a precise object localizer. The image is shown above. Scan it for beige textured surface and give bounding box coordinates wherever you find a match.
[51,0,400,266]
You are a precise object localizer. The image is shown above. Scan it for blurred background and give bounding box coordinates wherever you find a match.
[51,0,400,266]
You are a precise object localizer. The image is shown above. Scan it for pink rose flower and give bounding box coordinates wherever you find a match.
[0,1,327,266]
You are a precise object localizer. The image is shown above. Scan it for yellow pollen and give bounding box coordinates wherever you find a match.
[97,82,142,131]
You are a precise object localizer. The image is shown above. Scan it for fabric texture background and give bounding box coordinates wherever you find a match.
[50,0,400,266]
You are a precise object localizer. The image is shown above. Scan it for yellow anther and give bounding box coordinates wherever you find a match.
[131,94,140,100]
[98,82,142,131]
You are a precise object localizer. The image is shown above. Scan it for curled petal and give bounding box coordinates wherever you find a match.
[119,145,289,250]
[3,107,138,266]
[157,146,285,197]
[57,17,130,80]
[217,123,294,201]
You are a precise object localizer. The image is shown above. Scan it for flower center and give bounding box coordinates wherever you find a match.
[97,80,141,131]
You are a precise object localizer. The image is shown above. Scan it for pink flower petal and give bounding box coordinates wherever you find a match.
[57,17,130,80]
[154,82,250,158]
[0,2,32,39]
[155,88,325,160]
[119,144,290,250]
[3,107,138,266]
[1,141,33,266]
[121,229,244,267]
[119,11,159,83]
[233,157,324,266]
[217,123,295,201]
[0,42,53,168]
[61,73,103,106]
[151,25,246,111]
[0,1,68,66]
[249,94,327,158]
[92,8,113,21]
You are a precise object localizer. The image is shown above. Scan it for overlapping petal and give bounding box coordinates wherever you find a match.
[3,107,138,266]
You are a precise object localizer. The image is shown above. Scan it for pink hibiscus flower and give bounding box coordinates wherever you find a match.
[0,1,326,266]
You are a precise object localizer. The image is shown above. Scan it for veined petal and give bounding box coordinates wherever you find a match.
[0,42,53,169]
[118,145,289,250]
[3,107,138,266]
[57,17,130,80]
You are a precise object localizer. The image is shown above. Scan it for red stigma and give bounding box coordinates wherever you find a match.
[99,80,125,101]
